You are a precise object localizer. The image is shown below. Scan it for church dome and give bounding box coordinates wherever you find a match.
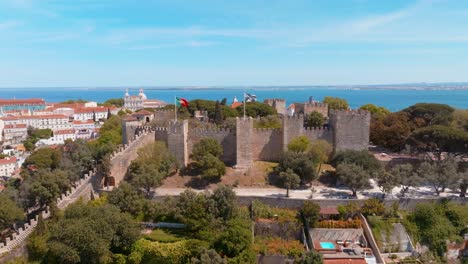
[138,89,147,100]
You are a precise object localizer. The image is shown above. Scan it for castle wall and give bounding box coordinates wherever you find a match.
[252,128,283,161]
[281,116,304,151]
[264,98,286,115]
[154,127,168,143]
[122,120,141,145]
[153,109,176,124]
[188,129,236,165]
[329,110,370,151]
[167,120,189,168]
[304,102,328,117]
[236,117,253,168]
[303,127,333,144]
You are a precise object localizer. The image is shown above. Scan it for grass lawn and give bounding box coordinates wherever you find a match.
[143,228,190,243]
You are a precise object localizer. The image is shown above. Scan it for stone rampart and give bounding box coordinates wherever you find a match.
[282,116,305,151]
[329,109,371,151]
[236,118,253,168]
[0,169,96,255]
[252,128,283,161]
[188,128,236,165]
[303,127,333,143]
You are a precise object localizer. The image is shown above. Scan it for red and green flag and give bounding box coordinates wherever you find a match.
[176,97,189,107]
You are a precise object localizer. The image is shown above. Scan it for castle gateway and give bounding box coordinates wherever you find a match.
[123,108,371,169]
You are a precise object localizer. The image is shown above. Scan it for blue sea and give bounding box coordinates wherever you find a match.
[0,87,467,111]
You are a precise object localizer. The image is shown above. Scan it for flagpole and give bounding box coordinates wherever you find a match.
[174,96,177,122]
[243,92,246,120]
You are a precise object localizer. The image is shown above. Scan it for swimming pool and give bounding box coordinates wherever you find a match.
[320,242,336,250]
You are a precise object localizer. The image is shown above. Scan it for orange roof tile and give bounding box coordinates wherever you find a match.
[320,207,339,215]
[0,157,17,165]
[0,114,68,120]
[324,259,366,264]
[54,129,75,135]
[0,98,46,105]
[231,102,243,109]
[4,124,27,129]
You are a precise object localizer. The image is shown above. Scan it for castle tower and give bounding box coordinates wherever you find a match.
[235,117,253,168]
[264,98,286,115]
[329,110,370,152]
[122,117,141,145]
[281,115,304,151]
[304,102,329,117]
[167,120,188,168]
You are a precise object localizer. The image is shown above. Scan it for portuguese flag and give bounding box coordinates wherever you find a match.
[176,97,189,107]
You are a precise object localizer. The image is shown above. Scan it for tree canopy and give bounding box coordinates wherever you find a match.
[359,104,390,119]
[236,101,277,117]
[287,136,310,153]
[323,97,349,110]
[304,111,326,127]
[336,163,371,197]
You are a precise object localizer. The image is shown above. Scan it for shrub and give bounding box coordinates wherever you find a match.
[362,198,385,216]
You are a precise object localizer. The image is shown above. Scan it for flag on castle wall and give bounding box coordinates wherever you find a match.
[176,97,189,107]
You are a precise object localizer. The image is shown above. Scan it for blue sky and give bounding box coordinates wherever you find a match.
[1,0,468,87]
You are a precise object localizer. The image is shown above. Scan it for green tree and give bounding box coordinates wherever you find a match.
[214,100,223,124]
[336,163,371,197]
[191,138,226,181]
[46,203,140,263]
[210,185,236,221]
[450,109,468,131]
[191,138,223,161]
[302,250,323,264]
[287,136,310,153]
[23,147,61,171]
[376,170,400,197]
[359,104,390,119]
[20,169,70,208]
[301,201,321,226]
[370,112,412,151]
[108,182,146,216]
[214,218,252,258]
[279,169,301,197]
[237,101,277,117]
[407,125,468,159]
[454,170,468,197]
[176,190,212,233]
[304,111,326,127]
[309,140,333,173]
[192,249,227,264]
[402,103,455,128]
[418,157,459,195]
[103,98,124,107]
[361,198,385,216]
[128,162,164,197]
[0,193,24,230]
[323,97,349,110]
[253,115,281,129]
[390,164,421,197]
[331,150,381,176]
[276,151,318,185]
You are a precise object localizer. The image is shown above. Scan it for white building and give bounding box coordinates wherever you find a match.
[73,120,96,140]
[0,119,3,141]
[124,89,166,111]
[2,124,28,144]
[36,129,76,146]
[0,115,72,131]
[0,156,18,177]
[73,107,117,121]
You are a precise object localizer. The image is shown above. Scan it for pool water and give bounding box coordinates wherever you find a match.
[320,242,336,249]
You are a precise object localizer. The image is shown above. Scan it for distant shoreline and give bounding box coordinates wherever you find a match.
[1,85,468,91]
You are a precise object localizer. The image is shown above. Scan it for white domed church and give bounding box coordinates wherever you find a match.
[123,89,166,111]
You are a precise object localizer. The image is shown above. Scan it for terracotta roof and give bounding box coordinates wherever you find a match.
[0,98,46,105]
[324,259,366,264]
[0,114,68,120]
[0,156,17,165]
[4,124,27,129]
[73,120,94,124]
[124,116,138,121]
[54,129,75,135]
[320,207,339,215]
[134,110,153,116]
[231,102,243,109]
[51,103,86,109]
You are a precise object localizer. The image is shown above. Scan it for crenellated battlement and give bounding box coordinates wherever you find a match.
[154,109,174,113]
[304,126,330,131]
[329,109,370,116]
[253,128,282,133]
[154,127,168,131]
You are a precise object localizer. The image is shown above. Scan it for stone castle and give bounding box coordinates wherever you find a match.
[122,103,371,168]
